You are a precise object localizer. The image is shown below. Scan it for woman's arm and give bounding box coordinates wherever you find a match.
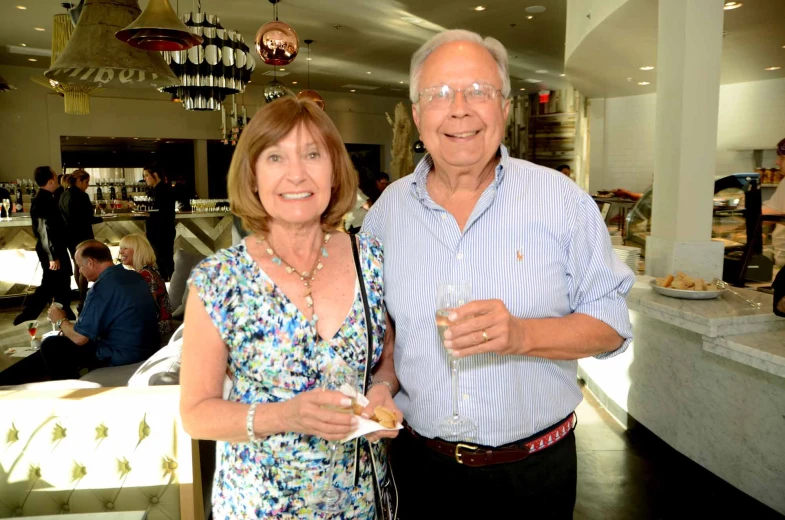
[179,287,358,443]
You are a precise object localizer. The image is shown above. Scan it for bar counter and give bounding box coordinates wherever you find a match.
[0,212,233,297]
[579,276,785,514]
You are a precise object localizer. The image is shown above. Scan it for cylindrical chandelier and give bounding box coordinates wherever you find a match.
[160,9,255,111]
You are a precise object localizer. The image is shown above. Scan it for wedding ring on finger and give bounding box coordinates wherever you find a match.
[482,330,489,343]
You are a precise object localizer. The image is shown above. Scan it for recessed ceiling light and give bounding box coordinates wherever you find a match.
[350,89,356,92]
[765,66,782,71]
[474,5,486,11]
[28,58,36,62]
[640,66,655,71]
[279,68,285,71]
[535,69,548,74]
[20,43,26,47]
[399,81,404,84]
[527,15,534,20]
[306,57,312,61]
[366,71,372,74]
[16,5,27,9]
[525,6,547,14]
[34,27,45,31]
[292,81,297,84]
[525,78,541,83]
[638,81,650,85]
[520,88,526,91]
[723,1,742,10]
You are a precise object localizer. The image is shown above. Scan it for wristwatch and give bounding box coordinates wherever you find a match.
[55,318,67,330]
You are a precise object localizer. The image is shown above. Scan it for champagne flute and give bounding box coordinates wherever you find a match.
[308,367,357,513]
[2,199,10,220]
[436,281,478,441]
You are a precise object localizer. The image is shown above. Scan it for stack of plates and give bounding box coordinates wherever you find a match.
[613,245,641,272]
[610,235,624,246]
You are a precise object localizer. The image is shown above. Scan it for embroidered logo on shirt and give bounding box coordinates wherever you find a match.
[516,250,524,261]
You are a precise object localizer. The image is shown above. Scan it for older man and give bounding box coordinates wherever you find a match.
[362,30,634,518]
[0,240,160,386]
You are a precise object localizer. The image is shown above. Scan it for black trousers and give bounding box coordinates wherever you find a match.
[0,336,109,386]
[16,258,73,324]
[147,231,175,281]
[391,422,577,520]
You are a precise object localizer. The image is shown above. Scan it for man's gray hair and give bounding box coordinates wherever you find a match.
[410,29,511,104]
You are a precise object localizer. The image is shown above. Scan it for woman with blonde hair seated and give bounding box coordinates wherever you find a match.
[118,233,173,336]
[179,96,401,518]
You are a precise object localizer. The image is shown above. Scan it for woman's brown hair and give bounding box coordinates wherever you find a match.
[67,169,89,187]
[227,96,358,235]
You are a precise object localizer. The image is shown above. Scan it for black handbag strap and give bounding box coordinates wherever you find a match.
[350,233,375,393]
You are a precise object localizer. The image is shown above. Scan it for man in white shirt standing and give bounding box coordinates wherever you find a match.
[763,138,785,267]
[363,29,634,519]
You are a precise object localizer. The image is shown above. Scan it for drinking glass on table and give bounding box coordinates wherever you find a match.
[2,199,10,220]
[307,367,358,513]
[436,281,478,441]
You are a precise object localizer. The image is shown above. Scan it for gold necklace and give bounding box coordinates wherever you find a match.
[256,233,331,311]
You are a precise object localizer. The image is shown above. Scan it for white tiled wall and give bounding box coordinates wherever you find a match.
[590,77,785,192]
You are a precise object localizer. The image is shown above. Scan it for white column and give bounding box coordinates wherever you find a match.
[645,0,725,280]
[194,139,209,199]
[587,98,607,196]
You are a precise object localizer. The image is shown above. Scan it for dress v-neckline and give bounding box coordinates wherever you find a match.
[241,239,361,344]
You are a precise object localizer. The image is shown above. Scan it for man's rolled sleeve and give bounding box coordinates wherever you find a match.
[566,194,635,359]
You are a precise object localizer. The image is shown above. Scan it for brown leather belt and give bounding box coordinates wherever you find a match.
[405,413,576,468]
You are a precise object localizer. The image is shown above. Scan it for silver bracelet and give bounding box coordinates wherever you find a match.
[369,380,396,396]
[246,402,259,443]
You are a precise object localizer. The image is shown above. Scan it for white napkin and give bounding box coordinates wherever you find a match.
[338,383,403,443]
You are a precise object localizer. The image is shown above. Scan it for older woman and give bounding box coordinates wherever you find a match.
[118,233,173,336]
[180,97,401,519]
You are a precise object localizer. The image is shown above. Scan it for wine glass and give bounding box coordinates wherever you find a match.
[307,367,358,513]
[436,281,478,441]
[2,199,10,220]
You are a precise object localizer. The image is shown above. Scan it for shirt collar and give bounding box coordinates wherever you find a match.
[96,263,121,284]
[410,144,509,201]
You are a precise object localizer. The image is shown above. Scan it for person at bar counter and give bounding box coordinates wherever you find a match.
[179,97,400,518]
[59,169,103,313]
[362,30,635,519]
[0,241,160,386]
[142,163,176,280]
[13,166,75,326]
[762,137,785,267]
[557,164,572,178]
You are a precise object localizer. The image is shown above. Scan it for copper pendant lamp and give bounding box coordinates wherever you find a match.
[116,0,203,51]
[255,0,299,66]
[296,39,324,110]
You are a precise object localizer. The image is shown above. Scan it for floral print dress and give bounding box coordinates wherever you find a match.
[188,233,387,519]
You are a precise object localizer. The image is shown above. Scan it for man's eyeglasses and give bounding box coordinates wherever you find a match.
[416,83,504,110]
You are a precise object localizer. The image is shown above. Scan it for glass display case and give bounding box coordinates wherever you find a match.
[625,172,773,283]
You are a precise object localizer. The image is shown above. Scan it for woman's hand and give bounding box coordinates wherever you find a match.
[361,384,403,443]
[281,389,358,442]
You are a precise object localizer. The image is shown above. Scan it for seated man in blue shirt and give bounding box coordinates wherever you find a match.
[0,240,160,385]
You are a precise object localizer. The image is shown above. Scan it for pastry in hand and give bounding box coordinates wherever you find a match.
[371,406,398,429]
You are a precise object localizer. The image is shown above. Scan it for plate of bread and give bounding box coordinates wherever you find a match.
[650,272,724,300]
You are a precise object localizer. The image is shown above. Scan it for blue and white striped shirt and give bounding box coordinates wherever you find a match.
[362,145,634,446]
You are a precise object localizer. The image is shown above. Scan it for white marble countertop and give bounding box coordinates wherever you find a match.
[704,331,785,379]
[627,276,785,337]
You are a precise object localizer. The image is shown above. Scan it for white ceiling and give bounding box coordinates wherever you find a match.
[566,0,785,98]
[0,0,570,98]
